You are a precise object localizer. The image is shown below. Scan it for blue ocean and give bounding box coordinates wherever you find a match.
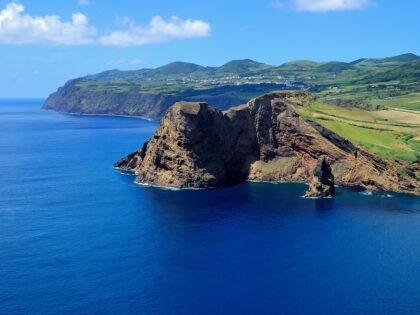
[0,100,419,314]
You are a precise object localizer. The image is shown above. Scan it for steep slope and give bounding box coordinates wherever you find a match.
[43,80,288,119]
[356,60,420,84]
[42,80,175,118]
[43,53,420,119]
[115,91,418,194]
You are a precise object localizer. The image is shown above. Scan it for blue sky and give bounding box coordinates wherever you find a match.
[0,0,419,98]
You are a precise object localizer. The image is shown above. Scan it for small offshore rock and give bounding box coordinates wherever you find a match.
[304,156,335,198]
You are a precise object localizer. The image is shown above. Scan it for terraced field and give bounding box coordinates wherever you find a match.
[369,92,420,111]
[317,81,420,111]
[297,100,420,163]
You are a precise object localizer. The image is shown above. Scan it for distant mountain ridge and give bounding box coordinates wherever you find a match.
[43,53,420,119]
[85,54,419,78]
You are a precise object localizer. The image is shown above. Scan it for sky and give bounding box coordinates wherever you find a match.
[0,0,419,98]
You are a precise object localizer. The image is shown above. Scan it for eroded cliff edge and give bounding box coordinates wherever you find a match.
[115,91,418,195]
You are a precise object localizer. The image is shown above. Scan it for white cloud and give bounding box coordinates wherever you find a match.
[296,0,371,11]
[0,2,97,44]
[0,2,211,46]
[99,16,211,47]
[273,0,373,12]
[77,0,91,6]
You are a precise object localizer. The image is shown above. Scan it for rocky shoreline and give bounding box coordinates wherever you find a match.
[115,91,419,196]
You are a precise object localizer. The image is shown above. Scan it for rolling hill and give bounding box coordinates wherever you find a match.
[44,53,420,119]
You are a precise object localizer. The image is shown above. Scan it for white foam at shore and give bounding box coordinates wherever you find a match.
[134,181,207,191]
[44,109,156,121]
[360,190,394,197]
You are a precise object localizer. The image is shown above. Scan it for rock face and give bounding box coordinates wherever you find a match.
[42,83,176,119]
[304,156,335,198]
[43,80,287,120]
[115,91,418,195]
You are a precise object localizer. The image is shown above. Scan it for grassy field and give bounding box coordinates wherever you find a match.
[317,81,420,111]
[297,100,420,162]
[369,92,420,110]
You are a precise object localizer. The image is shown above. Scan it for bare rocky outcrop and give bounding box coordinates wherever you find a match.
[114,148,145,172]
[114,91,419,195]
[304,156,335,198]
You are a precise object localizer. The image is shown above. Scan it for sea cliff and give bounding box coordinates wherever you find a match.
[115,91,419,195]
[43,79,288,120]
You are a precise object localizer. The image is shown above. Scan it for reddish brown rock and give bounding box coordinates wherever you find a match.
[114,91,418,195]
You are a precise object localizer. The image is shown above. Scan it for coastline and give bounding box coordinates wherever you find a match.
[42,108,156,122]
[115,167,418,197]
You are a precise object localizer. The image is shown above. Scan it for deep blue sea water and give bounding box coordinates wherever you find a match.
[0,100,419,314]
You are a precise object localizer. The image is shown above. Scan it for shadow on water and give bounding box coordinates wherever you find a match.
[116,171,420,219]
[115,171,344,223]
[314,197,335,213]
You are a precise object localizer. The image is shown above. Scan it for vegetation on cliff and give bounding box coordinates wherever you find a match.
[114,91,419,195]
[43,53,420,119]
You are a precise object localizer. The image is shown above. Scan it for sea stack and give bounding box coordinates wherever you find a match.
[304,156,335,198]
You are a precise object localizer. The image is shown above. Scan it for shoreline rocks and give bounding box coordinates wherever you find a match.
[115,91,418,195]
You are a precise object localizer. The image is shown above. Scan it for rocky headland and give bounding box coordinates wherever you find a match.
[42,79,287,120]
[115,91,419,195]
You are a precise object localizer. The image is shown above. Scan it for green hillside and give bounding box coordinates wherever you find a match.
[44,53,420,120]
[152,62,205,75]
[216,59,273,73]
